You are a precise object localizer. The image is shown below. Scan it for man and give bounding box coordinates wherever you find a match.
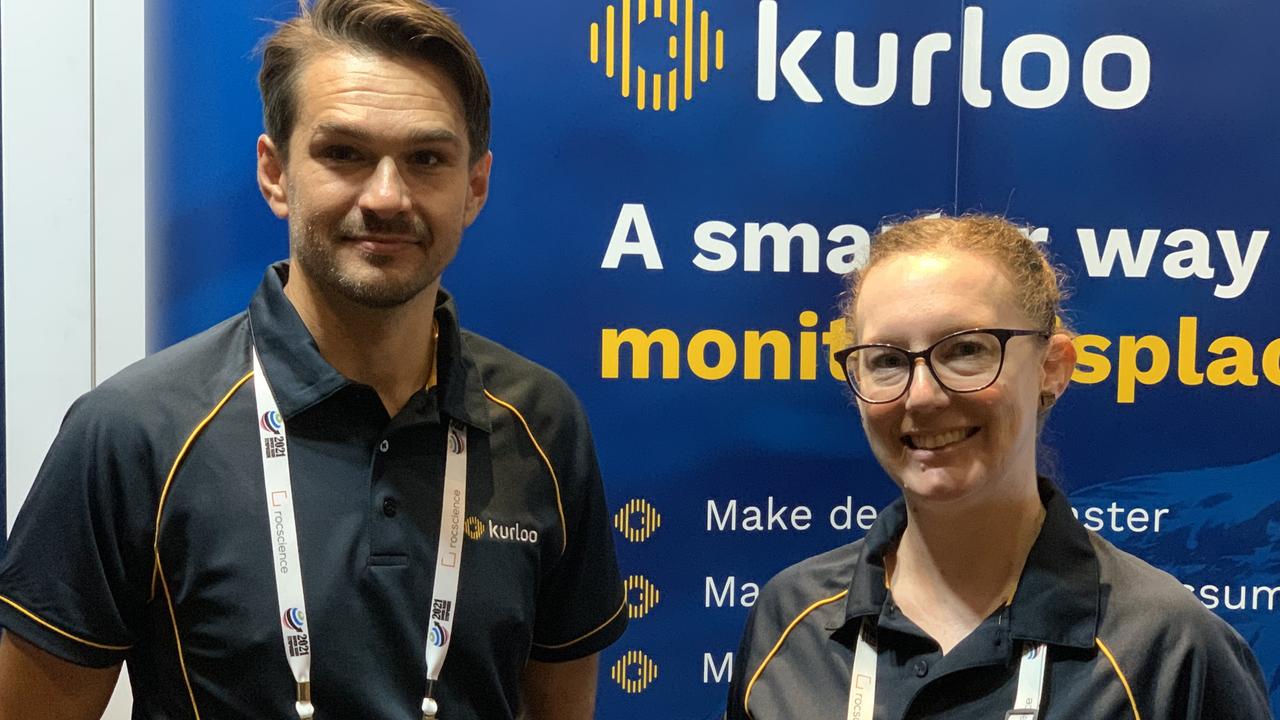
[0,1,627,718]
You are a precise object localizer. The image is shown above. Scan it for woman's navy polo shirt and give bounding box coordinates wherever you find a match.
[0,263,628,719]
[727,478,1270,720]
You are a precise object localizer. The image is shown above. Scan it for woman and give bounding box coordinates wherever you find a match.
[725,215,1271,719]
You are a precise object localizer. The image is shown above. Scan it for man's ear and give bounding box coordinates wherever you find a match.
[1040,332,1077,400]
[257,134,290,219]
[462,150,493,227]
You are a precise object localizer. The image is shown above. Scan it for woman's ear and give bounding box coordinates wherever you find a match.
[1040,333,1077,401]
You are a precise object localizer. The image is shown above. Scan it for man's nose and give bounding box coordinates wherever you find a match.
[903,358,949,410]
[360,156,411,218]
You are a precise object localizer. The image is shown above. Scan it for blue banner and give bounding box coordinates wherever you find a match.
[148,2,1280,716]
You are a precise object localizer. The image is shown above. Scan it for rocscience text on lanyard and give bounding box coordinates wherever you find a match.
[251,347,468,720]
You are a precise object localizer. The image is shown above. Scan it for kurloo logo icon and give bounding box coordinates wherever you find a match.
[465,515,539,545]
[611,650,659,694]
[613,498,662,542]
[623,574,660,619]
[590,0,725,111]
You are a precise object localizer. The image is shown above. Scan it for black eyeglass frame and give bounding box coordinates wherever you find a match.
[833,328,1051,404]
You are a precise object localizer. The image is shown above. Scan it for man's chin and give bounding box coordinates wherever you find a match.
[335,279,432,309]
[321,265,435,309]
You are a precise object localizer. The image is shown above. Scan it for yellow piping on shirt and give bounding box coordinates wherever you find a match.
[156,555,201,719]
[144,371,251,717]
[483,390,568,555]
[150,371,253,600]
[743,590,849,718]
[533,593,628,650]
[1096,636,1142,720]
[0,595,132,651]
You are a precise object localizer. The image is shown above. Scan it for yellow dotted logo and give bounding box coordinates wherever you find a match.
[590,0,725,111]
[623,574,660,619]
[614,498,662,543]
[611,649,659,694]
[464,516,485,541]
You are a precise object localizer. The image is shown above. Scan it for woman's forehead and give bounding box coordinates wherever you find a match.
[853,250,1026,342]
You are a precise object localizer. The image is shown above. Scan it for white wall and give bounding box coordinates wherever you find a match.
[2,0,145,716]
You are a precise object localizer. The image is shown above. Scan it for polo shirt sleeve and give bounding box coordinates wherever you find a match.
[1183,616,1272,719]
[0,385,158,667]
[526,394,628,663]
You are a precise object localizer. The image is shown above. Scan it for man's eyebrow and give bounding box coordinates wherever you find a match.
[312,123,462,148]
[312,122,372,142]
[404,128,463,147]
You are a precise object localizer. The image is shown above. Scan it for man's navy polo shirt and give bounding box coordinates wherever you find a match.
[0,263,628,719]
[727,478,1271,720]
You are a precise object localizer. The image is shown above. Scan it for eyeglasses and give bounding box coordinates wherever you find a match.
[833,328,1050,404]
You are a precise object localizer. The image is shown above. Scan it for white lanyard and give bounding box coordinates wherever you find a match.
[421,422,468,720]
[846,619,1048,720]
[252,348,468,720]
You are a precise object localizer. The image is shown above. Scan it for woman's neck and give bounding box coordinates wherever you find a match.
[887,480,1044,654]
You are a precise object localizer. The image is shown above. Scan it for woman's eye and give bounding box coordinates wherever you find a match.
[868,353,906,370]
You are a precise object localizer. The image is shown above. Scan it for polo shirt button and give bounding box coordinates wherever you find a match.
[379,440,390,452]
[913,659,929,677]
[383,497,398,517]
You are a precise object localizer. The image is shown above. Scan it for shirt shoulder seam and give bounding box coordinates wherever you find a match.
[1095,636,1143,720]
[148,370,254,601]
[482,389,568,556]
[743,589,849,718]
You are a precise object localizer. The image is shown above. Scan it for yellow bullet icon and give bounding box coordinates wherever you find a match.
[610,649,659,694]
[623,574,660,619]
[613,498,662,543]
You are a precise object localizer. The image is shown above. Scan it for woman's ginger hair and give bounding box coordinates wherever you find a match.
[841,213,1068,343]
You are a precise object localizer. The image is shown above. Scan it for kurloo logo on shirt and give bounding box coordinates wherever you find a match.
[464,515,540,545]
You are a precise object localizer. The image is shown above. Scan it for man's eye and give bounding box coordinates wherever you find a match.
[409,151,441,166]
[321,145,360,162]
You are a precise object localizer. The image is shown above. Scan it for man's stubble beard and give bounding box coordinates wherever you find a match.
[290,215,440,310]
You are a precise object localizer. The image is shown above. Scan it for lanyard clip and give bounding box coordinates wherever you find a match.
[295,681,314,720]
[422,695,440,720]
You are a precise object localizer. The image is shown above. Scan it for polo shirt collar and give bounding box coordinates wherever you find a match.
[247,262,491,432]
[839,477,1099,650]
[1006,478,1099,649]
[433,288,492,432]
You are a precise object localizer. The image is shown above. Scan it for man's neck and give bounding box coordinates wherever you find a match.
[888,475,1044,654]
[283,268,439,417]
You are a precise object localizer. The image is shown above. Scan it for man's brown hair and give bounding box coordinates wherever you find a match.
[258,0,491,164]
